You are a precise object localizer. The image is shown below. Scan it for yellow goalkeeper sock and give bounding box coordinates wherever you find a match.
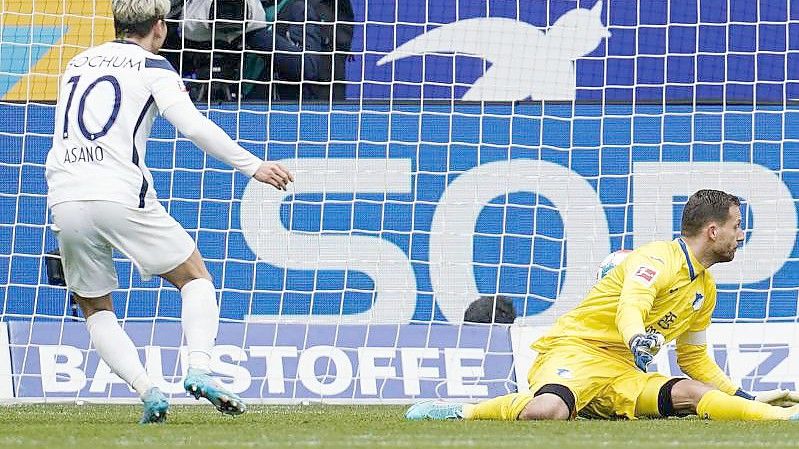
[696,390,790,420]
[462,392,535,420]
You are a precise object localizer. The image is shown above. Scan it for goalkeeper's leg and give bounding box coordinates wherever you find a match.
[467,389,571,420]
[407,388,571,421]
[649,378,799,420]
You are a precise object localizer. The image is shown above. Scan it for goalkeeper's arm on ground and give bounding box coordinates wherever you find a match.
[676,331,799,407]
[675,330,738,395]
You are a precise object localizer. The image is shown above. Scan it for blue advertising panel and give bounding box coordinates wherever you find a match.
[348,0,799,102]
[7,321,514,400]
[1,103,799,324]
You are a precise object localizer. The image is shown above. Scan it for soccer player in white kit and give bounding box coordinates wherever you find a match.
[45,0,293,423]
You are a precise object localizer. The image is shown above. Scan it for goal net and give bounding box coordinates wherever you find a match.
[0,0,797,403]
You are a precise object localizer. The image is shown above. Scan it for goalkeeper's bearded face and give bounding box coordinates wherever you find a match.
[712,205,744,263]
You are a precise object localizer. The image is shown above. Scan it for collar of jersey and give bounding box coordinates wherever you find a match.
[675,237,703,281]
[113,39,146,50]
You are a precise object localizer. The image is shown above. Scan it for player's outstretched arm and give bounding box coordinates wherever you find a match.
[675,332,738,394]
[678,338,799,407]
[143,54,293,190]
[161,100,293,190]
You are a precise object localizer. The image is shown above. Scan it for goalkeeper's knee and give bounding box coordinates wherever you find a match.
[518,384,574,420]
[668,379,714,415]
[637,378,710,417]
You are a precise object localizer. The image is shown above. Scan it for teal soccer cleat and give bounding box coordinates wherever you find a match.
[139,387,169,424]
[183,368,247,416]
[405,400,464,420]
[787,404,799,421]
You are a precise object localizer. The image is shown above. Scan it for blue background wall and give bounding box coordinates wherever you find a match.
[2,103,799,322]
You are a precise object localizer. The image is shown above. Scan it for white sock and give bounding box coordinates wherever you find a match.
[180,278,219,373]
[86,310,153,398]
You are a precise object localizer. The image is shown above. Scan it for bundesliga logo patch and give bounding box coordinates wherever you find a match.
[633,266,658,286]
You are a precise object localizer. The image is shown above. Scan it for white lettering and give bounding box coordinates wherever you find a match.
[444,348,487,396]
[39,345,86,393]
[633,162,796,284]
[249,346,297,394]
[400,348,439,395]
[89,359,130,393]
[211,345,251,394]
[297,346,353,396]
[144,346,187,394]
[240,159,417,323]
[429,159,610,325]
[357,347,396,395]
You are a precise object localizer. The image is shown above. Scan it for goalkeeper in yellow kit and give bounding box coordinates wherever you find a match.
[408,189,799,421]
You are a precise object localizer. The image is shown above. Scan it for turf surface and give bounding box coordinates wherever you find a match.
[1,404,798,448]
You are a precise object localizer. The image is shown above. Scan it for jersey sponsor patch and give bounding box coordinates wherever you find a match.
[632,265,658,286]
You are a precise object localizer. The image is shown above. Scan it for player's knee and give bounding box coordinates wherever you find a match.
[667,379,714,415]
[73,293,113,317]
[160,250,213,289]
[518,385,575,421]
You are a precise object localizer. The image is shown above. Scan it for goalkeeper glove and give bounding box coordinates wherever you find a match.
[629,331,665,372]
[735,388,799,407]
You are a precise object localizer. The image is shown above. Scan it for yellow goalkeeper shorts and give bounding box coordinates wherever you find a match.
[527,338,673,419]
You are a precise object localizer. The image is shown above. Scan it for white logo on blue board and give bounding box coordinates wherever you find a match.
[377,1,611,101]
[692,293,704,311]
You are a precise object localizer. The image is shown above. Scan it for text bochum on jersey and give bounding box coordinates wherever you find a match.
[46,40,187,210]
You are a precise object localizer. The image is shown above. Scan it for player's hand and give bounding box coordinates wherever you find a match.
[629,331,665,372]
[253,162,294,191]
[744,389,799,407]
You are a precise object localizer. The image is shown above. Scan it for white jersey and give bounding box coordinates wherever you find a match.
[46,40,187,208]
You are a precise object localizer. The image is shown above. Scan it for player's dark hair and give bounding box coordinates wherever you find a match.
[463,295,516,324]
[114,15,163,38]
[681,189,740,237]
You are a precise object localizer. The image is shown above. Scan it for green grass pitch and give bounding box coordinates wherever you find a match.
[1,404,799,448]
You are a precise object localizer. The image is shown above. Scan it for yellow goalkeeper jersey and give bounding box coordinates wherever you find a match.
[534,238,715,352]
[532,237,738,394]
[532,238,737,394]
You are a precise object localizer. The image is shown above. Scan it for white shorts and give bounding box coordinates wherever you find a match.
[50,200,196,297]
